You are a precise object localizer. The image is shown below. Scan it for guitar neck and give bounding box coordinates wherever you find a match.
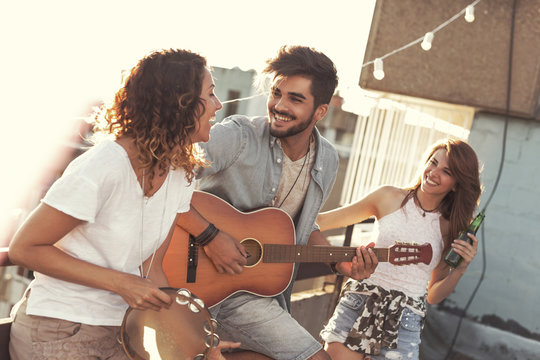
[263,244,389,263]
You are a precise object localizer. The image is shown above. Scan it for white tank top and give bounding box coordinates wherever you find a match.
[365,196,444,298]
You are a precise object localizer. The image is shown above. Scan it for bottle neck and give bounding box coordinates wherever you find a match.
[469,213,485,232]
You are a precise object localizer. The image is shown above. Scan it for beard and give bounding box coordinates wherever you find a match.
[269,108,316,138]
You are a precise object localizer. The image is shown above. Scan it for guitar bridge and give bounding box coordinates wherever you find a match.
[186,236,199,283]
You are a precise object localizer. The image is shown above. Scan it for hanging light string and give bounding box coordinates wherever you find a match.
[220,0,482,105]
[365,0,482,80]
[221,93,267,105]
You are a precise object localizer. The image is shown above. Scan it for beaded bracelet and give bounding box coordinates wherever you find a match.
[192,223,220,247]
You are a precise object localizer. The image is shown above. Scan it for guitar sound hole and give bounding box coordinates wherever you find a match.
[241,238,262,267]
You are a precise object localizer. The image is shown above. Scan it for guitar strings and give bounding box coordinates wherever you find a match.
[263,244,426,264]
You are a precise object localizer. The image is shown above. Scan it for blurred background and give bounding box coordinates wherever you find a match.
[1,1,539,359]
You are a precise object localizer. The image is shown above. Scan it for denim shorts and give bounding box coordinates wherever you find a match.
[211,293,322,360]
[320,292,423,360]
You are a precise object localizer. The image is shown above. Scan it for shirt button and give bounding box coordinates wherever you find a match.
[272,188,276,192]
[277,158,282,163]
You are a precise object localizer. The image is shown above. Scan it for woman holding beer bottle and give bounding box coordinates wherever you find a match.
[318,138,483,360]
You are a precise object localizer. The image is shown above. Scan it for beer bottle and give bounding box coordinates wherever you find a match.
[444,212,485,268]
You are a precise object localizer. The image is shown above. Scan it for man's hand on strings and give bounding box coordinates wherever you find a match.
[203,231,247,274]
[335,242,378,280]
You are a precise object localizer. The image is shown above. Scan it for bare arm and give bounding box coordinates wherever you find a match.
[314,186,406,280]
[316,186,400,231]
[176,205,247,274]
[316,198,377,232]
[427,233,478,304]
[9,203,170,311]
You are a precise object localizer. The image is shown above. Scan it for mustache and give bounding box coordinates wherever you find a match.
[271,108,296,120]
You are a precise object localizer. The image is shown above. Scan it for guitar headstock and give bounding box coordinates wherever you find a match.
[388,242,432,265]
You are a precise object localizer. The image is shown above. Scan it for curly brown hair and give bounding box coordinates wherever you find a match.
[405,138,482,251]
[95,49,207,187]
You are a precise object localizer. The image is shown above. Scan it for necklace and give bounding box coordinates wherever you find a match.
[275,137,312,208]
[413,189,439,217]
[139,169,170,279]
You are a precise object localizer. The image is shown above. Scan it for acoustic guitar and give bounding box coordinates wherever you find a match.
[163,191,433,307]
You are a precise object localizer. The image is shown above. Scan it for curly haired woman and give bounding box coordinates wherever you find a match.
[318,138,483,360]
[8,49,241,359]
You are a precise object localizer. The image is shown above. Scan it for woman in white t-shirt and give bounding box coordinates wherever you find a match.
[8,49,245,359]
[318,139,483,360]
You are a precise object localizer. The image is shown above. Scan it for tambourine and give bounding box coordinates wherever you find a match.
[119,287,219,360]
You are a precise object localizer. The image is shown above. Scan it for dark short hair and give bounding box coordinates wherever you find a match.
[263,46,338,109]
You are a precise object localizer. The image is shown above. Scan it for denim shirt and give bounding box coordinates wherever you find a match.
[197,115,339,310]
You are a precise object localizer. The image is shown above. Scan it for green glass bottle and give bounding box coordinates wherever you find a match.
[444,212,485,268]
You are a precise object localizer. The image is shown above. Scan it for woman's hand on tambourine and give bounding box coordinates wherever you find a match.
[115,273,172,311]
[206,341,242,360]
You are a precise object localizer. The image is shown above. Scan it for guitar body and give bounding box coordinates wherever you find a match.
[163,191,433,308]
[163,191,296,308]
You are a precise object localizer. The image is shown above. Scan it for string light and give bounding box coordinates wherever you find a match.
[363,0,482,80]
[421,32,434,51]
[465,5,475,22]
[221,93,265,104]
[224,0,482,95]
[373,58,385,80]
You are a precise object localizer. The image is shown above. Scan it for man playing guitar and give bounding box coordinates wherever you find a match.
[175,46,379,360]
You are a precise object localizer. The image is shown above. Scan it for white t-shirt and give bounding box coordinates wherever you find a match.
[26,140,195,326]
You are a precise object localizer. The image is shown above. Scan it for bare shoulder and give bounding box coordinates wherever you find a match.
[373,186,409,219]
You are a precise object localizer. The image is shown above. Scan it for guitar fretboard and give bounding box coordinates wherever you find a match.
[263,245,389,263]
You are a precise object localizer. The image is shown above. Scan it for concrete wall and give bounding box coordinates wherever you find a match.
[360,0,540,120]
[421,112,540,358]
[446,112,540,337]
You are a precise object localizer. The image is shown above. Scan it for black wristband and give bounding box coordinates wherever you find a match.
[193,223,220,246]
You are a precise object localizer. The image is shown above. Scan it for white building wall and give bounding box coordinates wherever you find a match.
[211,67,267,122]
[444,112,540,336]
[421,112,540,358]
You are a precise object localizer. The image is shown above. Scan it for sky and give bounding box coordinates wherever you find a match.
[0,0,376,237]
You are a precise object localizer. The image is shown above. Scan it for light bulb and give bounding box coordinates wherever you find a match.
[373,58,385,80]
[465,5,475,22]
[421,32,434,51]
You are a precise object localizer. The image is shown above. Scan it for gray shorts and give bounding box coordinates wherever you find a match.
[320,292,423,360]
[211,293,322,360]
[9,297,128,360]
